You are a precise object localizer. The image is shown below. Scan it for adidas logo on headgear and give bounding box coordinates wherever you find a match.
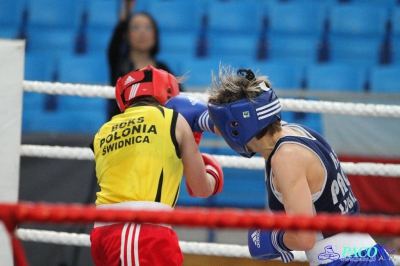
[124,75,135,85]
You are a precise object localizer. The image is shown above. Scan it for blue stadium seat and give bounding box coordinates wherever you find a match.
[85,0,118,54]
[147,1,202,34]
[392,7,400,38]
[0,27,20,39]
[25,0,80,55]
[57,54,109,85]
[86,0,118,30]
[155,53,184,77]
[22,92,46,112]
[180,57,252,89]
[208,34,259,61]
[57,95,107,112]
[207,1,263,37]
[347,0,398,8]
[370,65,400,93]
[24,52,56,81]
[0,0,25,28]
[26,29,76,58]
[269,35,320,64]
[329,36,382,66]
[268,2,327,37]
[86,29,113,54]
[159,32,197,59]
[328,3,389,38]
[179,57,222,89]
[305,63,367,92]
[133,1,149,13]
[246,60,305,90]
[22,109,106,134]
[393,37,400,64]
[26,0,80,30]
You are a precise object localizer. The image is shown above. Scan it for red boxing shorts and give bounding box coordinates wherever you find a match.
[90,223,183,266]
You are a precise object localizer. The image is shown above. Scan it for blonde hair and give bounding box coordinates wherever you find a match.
[208,65,272,104]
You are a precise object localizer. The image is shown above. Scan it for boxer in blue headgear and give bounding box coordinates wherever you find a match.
[208,68,281,158]
[207,66,393,266]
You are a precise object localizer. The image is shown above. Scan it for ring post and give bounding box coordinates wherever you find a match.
[0,39,26,265]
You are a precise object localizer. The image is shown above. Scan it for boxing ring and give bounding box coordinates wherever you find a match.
[0,79,395,265]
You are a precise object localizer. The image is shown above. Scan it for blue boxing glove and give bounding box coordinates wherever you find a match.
[248,229,294,263]
[165,95,215,133]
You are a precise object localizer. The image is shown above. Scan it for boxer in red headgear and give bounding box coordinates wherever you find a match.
[89,65,224,266]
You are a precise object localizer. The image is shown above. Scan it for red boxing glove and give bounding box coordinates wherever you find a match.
[186,153,224,197]
[201,153,224,195]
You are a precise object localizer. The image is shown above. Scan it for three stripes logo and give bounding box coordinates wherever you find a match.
[256,99,281,121]
[124,75,135,85]
[251,230,261,248]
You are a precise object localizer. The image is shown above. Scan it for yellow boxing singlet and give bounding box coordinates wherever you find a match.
[92,105,183,207]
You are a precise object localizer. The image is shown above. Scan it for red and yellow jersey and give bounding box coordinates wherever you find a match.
[93,105,183,207]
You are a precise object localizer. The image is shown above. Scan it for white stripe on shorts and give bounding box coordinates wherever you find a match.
[120,223,129,266]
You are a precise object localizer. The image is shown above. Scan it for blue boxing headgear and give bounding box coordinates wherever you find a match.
[208,84,281,158]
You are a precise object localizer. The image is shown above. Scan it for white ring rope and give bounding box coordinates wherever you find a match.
[15,229,399,265]
[23,81,400,117]
[12,228,304,262]
[20,145,400,177]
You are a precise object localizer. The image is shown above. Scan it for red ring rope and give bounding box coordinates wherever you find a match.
[0,202,399,236]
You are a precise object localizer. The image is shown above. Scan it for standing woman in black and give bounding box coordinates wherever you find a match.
[107,0,177,119]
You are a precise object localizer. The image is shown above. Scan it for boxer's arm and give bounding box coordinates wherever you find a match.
[165,95,215,133]
[176,113,216,198]
[272,144,318,251]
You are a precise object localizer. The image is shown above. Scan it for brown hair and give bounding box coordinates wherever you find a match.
[255,120,282,139]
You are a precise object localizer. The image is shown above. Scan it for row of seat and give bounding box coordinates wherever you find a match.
[24,52,400,93]
[138,0,400,36]
[1,0,399,54]
[3,0,400,34]
[179,58,400,92]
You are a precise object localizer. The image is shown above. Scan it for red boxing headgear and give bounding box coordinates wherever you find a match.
[115,65,180,112]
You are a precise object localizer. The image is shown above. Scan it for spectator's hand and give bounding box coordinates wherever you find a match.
[120,0,136,21]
